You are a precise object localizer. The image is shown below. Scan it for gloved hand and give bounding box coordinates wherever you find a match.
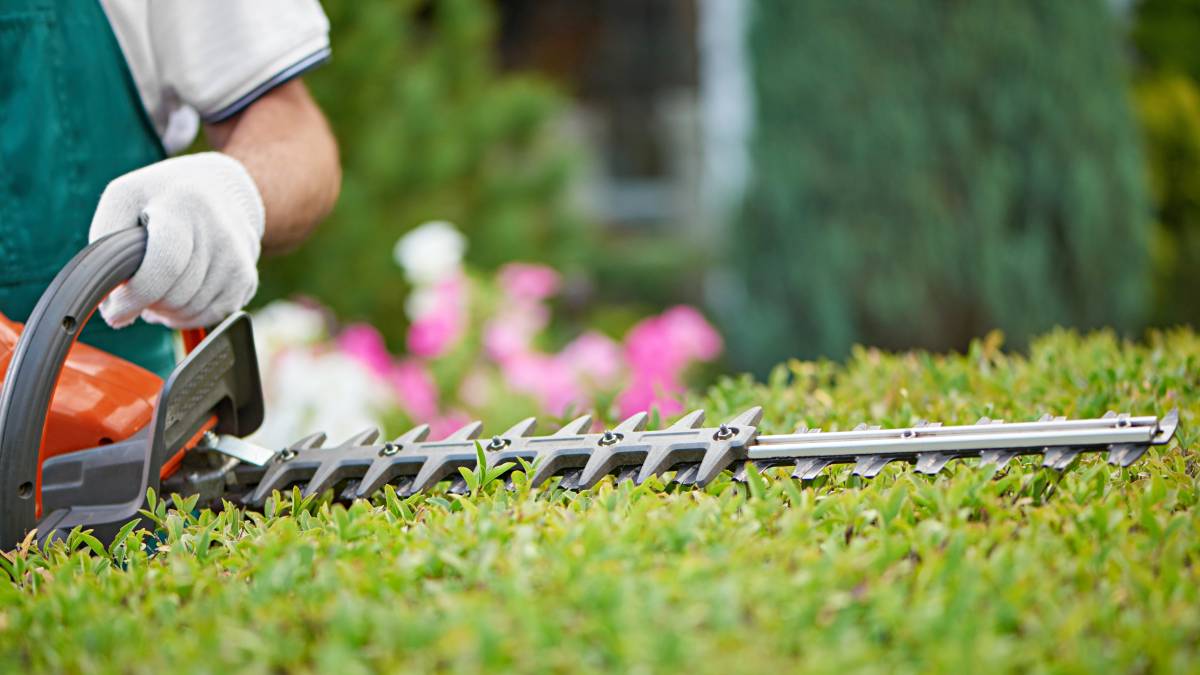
[88,152,265,329]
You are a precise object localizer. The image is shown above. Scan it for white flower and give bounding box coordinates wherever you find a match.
[250,300,327,363]
[249,347,393,449]
[404,286,440,321]
[246,300,394,447]
[393,220,467,285]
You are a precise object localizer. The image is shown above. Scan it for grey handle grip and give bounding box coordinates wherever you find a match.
[0,228,147,549]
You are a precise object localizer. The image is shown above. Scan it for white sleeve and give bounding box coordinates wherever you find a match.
[147,0,331,122]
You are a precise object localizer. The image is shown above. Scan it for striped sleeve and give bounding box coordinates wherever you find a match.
[147,0,331,123]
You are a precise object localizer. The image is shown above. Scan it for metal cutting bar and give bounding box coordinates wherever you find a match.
[748,425,1155,460]
[754,415,1155,445]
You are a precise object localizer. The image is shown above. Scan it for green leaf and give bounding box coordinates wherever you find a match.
[744,462,768,500]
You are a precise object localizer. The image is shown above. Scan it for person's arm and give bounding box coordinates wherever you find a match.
[205,79,340,255]
[87,79,340,329]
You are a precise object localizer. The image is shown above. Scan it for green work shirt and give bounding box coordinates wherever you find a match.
[0,0,175,376]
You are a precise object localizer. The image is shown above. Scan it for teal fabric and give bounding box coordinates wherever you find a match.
[0,0,175,376]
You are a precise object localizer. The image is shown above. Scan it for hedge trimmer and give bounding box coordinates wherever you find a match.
[0,229,1181,549]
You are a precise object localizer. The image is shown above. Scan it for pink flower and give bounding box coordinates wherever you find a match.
[501,352,584,416]
[407,310,460,358]
[337,323,394,379]
[389,358,440,421]
[430,411,472,440]
[659,306,723,361]
[499,263,560,301]
[623,305,723,379]
[483,303,549,362]
[616,375,686,418]
[406,276,467,358]
[560,331,623,387]
[616,305,722,417]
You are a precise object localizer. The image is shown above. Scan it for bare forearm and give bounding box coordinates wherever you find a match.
[206,80,340,254]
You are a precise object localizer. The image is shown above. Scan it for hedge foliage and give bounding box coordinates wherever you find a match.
[727,0,1151,372]
[0,328,1196,673]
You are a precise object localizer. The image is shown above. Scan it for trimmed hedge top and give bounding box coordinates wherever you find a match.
[0,329,1196,673]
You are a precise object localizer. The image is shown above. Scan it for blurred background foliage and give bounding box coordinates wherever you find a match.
[257,0,1200,377]
[256,0,592,348]
[724,0,1151,373]
[1132,0,1200,327]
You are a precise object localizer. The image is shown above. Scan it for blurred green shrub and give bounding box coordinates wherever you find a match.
[256,0,589,347]
[1131,0,1200,326]
[1134,75,1200,325]
[724,0,1151,373]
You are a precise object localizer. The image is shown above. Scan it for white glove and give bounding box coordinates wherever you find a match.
[88,152,265,329]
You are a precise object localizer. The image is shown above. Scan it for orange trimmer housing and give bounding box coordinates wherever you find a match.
[0,313,211,514]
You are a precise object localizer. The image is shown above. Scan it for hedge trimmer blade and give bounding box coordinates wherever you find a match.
[7,233,1185,551]
[213,408,1179,505]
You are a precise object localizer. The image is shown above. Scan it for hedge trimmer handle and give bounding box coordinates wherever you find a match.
[0,229,149,545]
[0,228,263,548]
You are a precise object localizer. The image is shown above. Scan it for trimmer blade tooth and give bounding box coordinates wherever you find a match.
[559,469,584,490]
[444,421,484,441]
[915,452,952,475]
[614,411,649,433]
[341,427,381,447]
[1107,444,1148,468]
[501,417,538,438]
[673,464,700,485]
[726,406,764,427]
[528,445,592,488]
[976,416,992,425]
[578,419,642,488]
[693,420,760,487]
[290,431,328,450]
[302,460,360,499]
[393,424,431,445]
[979,449,1018,469]
[614,467,639,485]
[667,409,706,430]
[852,455,894,478]
[409,448,481,495]
[397,476,421,498]
[853,423,869,431]
[339,480,361,502]
[792,458,832,481]
[1102,411,1118,419]
[1042,448,1081,471]
[731,463,748,483]
[354,453,426,500]
[246,456,319,507]
[554,415,593,436]
[392,477,415,497]
[447,477,470,495]
[1154,409,1180,445]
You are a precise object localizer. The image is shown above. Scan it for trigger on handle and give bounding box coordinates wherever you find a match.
[182,328,207,354]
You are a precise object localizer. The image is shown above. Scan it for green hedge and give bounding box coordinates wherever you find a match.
[1,328,1196,672]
